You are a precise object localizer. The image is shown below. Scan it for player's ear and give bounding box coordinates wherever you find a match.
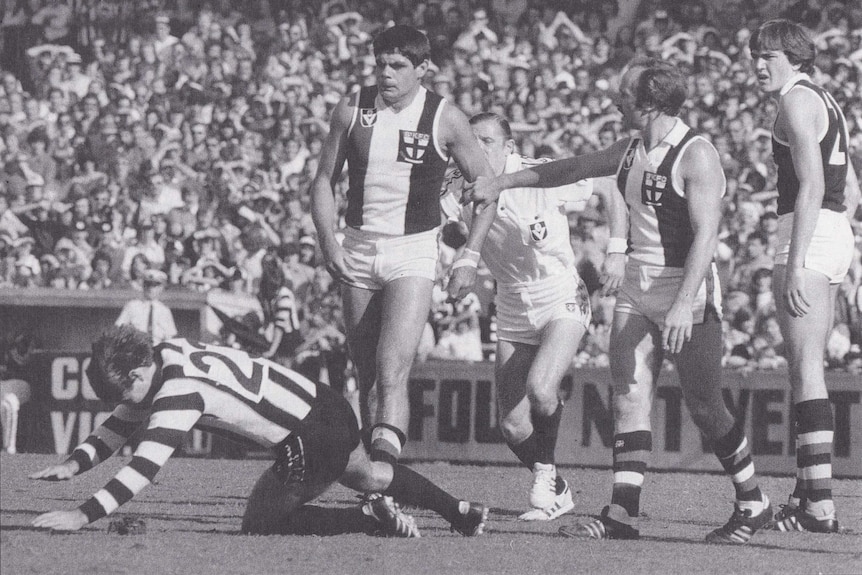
[505,139,515,154]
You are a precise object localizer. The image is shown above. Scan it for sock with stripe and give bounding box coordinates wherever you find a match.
[370,424,406,466]
[713,422,764,513]
[383,464,461,523]
[531,402,563,465]
[795,399,834,515]
[610,430,651,520]
[789,429,805,507]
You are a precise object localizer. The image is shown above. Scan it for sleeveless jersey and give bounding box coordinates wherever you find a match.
[772,73,849,216]
[345,86,449,235]
[69,339,320,523]
[616,121,724,268]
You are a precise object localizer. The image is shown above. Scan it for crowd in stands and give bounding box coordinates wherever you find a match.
[1,0,861,375]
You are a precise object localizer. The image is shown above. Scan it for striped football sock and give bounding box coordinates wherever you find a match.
[795,399,834,511]
[610,431,651,519]
[713,422,763,512]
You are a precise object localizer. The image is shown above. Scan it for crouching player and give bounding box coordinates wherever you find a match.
[30,325,488,537]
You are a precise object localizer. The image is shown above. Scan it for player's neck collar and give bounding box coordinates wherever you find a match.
[779,72,810,97]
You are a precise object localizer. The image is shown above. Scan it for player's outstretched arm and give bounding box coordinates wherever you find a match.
[601,185,629,297]
[310,95,357,285]
[463,137,631,208]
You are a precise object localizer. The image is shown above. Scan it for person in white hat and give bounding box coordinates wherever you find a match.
[115,268,177,344]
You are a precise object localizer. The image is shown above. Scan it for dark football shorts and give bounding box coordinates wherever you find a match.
[271,382,360,485]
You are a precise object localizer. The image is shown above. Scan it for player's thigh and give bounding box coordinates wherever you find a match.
[341,285,381,385]
[609,311,660,428]
[495,339,537,417]
[377,276,435,365]
[242,468,333,533]
[674,319,725,409]
[527,318,586,398]
[773,265,836,354]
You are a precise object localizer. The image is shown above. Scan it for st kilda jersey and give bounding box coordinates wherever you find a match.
[66,339,319,523]
[345,86,449,235]
[772,73,850,216]
[615,120,725,268]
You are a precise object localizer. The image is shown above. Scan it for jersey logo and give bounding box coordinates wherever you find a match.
[641,171,667,206]
[398,130,430,164]
[565,302,577,312]
[529,220,547,242]
[360,108,377,127]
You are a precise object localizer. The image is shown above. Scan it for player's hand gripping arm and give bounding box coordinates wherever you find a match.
[442,104,497,301]
[311,95,358,285]
[462,138,631,208]
[663,140,724,354]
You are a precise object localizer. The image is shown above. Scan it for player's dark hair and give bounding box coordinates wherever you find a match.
[469,112,513,139]
[372,25,430,66]
[87,325,153,403]
[627,57,687,116]
[749,19,816,75]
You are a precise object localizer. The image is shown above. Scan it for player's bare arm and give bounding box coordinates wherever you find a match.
[601,179,629,297]
[663,139,724,354]
[843,158,860,220]
[441,103,497,300]
[310,95,357,285]
[779,88,827,317]
[463,137,631,208]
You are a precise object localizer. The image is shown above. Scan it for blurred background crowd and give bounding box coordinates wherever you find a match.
[1,0,861,378]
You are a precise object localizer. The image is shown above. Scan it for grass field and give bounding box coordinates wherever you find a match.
[2,453,860,575]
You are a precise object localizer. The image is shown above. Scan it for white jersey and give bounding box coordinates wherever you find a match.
[442,153,593,285]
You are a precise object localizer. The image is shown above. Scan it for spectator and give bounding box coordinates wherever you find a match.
[114,268,177,344]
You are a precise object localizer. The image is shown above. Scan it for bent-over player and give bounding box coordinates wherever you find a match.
[30,325,488,538]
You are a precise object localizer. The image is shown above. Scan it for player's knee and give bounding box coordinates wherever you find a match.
[526,386,558,416]
[499,413,530,444]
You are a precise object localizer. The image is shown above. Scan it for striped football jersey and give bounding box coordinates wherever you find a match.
[615,121,725,268]
[345,86,449,235]
[68,339,319,523]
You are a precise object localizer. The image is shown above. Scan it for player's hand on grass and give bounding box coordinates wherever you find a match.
[600,253,625,296]
[447,266,477,302]
[32,509,88,531]
[29,460,79,481]
[662,302,693,354]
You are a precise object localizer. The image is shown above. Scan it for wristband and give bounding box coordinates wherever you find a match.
[607,237,628,255]
[452,258,478,270]
[461,248,481,262]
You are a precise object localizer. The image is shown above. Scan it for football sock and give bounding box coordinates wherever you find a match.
[1,393,20,454]
[508,432,540,470]
[370,424,406,466]
[384,464,461,523]
[795,399,834,507]
[531,403,563,465]
[610,430,651,519]
[789,430,805,505]
[713,422,763,511]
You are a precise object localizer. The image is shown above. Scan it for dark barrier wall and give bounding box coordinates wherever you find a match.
[13,352,862,477]
[0,287,206,351]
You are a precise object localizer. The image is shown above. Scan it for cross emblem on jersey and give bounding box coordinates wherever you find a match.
[398,130,430,164]
[641,171,667,206]
[360,108,377,127]
[529,220,547,242]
